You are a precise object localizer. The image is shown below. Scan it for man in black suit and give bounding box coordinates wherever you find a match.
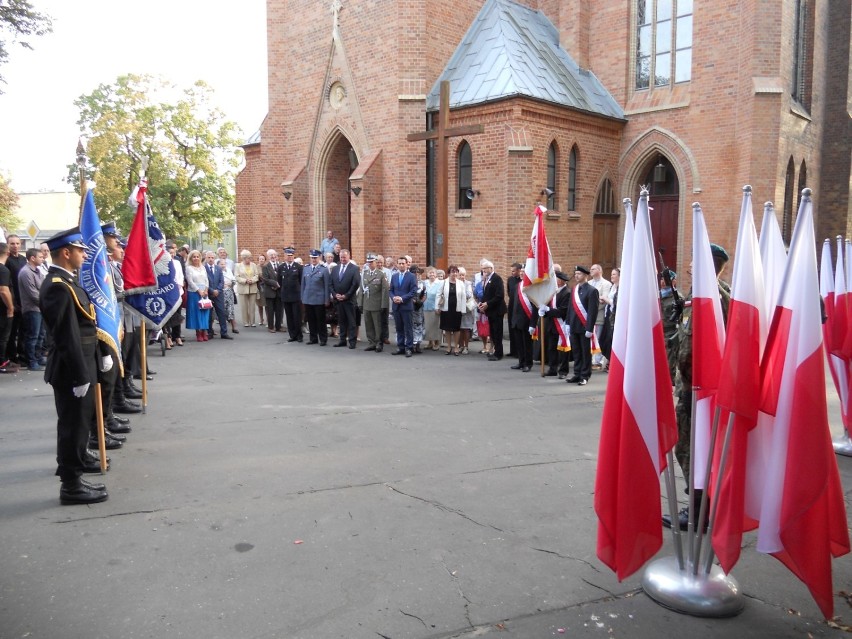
[40,227,110,505]
[278,246,303,342]
[331,249,361,349]
[262,249,283,333]
[542,268,572,378]
[478,259,506,361]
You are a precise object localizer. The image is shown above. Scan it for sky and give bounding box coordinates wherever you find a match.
[0,0,268,193]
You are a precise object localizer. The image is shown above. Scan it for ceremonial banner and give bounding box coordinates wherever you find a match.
[758,190,850,619]
[522,205,556,308]
[596,194,677,580]
[122,179,157,294]
[123,184,182,330]
[78,189,123,371]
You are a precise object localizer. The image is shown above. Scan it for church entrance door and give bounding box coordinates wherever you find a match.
[323,134,357,252]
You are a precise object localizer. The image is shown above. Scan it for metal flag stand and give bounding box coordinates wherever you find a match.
[641,198,744,617]
[833,433,852,456]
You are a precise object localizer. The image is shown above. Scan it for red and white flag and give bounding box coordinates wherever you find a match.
[711,187,766,573]
[820,239,851,435]
[688,203,726,494]
[522,205,556,308]
[596,193,678,580]
[122,178,157,294]
[757,191,850,619]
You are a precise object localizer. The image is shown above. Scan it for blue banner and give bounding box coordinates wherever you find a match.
[124,200,182,330]
[79,189,123,370]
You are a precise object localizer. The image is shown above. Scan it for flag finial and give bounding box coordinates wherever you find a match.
[692,202,701,210]
[802,187,812,198]
[743,184,752,193]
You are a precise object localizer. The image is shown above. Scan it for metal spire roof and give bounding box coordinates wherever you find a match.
[425,0,624,120]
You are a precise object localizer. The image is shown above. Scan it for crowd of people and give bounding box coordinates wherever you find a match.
[0,222,625,507]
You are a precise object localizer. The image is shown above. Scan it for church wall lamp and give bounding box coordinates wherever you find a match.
[349,186,362,196]
[281,182,292,200]
[465,188,480,200]
[540,187,554,197]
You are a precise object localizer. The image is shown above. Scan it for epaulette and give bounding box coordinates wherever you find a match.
[52,277,64,283]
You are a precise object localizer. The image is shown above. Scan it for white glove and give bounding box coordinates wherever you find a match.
[100,355,113,372]
[585,331,593,339]
[538,305,549,316]
[72,383,90,398]
[528,327,535,335]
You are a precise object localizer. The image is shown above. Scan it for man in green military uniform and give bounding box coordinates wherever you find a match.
[663,244,730,530]
[659,269,680,384]
[357,253,389,352]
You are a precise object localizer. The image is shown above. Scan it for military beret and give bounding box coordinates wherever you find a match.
[710,244,729,262]
[575,265,591,275]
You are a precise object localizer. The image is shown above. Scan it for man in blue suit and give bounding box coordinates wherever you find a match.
[389,256,417,357]
[301,249,332,345]
[331,249,361,349]
[205,252,232,339]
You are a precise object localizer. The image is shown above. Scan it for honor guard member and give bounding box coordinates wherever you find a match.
[94,222,132,448]
[40,227,113,504]
[662,243,730,530]
[279,246,304,342]
[356,253,389,352]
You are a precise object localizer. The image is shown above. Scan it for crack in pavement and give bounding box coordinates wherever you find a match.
[433,589,642,639]
[531,547,600,572]
[443,563,474,629]
[399,608,429,628]
[461,458,592,475]
[385,484,505,532]
[286,480,395,496]
[580,577,616,597]
[54,508,168,523]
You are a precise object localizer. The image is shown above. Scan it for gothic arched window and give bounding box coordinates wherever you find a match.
[457,141,472,210]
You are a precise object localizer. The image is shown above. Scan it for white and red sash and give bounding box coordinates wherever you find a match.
[572,283,589,326]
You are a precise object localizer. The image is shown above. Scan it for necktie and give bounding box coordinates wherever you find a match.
[398,273,403,287]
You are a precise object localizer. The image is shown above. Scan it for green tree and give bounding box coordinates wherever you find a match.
[0,0,52,92]
[0,173,21,234]
[70,74,244,241]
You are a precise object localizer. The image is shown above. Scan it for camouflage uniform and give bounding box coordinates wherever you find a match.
[671,279,731,480]
[660,289,679,383]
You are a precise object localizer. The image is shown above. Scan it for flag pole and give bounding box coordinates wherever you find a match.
[76,140,108,472]
[539,316,546,376]
[663,451,685,569]
[692,405,723,572]
[140,321,147,414]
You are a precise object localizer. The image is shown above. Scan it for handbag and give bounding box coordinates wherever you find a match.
[476,314,490,338]
[198,297,213,310]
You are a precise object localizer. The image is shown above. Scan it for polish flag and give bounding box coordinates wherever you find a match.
[710,188,767,572]
[742,204,787,526]
[596,193,678,580]
[122,179,157,293]
[688,203,726,494]
[821,237,851,436]
[522,205,556,308]
[758,190,850,619]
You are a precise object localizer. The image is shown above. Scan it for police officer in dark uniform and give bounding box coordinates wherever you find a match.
[40,227,111,504]
[278,246,303,342]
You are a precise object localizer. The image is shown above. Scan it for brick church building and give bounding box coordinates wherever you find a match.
[236,0,850,280]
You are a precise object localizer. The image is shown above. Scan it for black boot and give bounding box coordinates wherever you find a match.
[662,489,705,531]
[60,477,108,505]
[123,377,143,399]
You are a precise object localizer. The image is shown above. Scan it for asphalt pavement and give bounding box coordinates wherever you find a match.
[1,324,850,639]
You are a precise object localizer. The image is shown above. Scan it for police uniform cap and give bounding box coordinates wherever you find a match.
[309,249,322,257]
[100,221,121,238]
[575,265,591,275]
[283,246,296,255]
[45,226,87,251]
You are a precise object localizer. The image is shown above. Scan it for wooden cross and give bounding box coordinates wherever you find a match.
[407,81,483,271]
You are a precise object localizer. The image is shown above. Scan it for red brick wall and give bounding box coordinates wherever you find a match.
[238,0,845,282]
